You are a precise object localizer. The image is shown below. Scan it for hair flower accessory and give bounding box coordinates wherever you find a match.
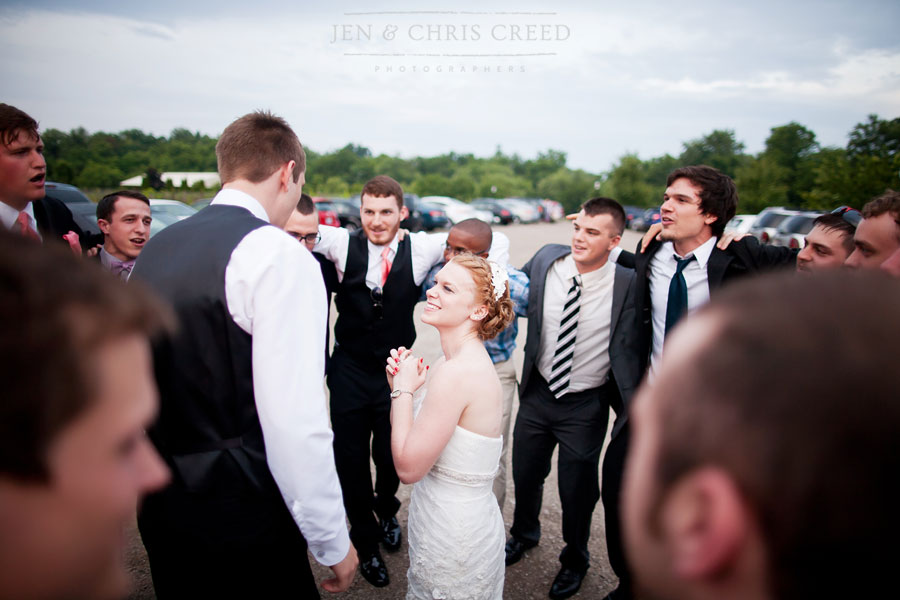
[489,261,508,302]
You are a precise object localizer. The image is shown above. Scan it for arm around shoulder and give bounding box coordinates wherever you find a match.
[734,235,797,270]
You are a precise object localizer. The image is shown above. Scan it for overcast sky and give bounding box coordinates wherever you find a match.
[2,0,898,173]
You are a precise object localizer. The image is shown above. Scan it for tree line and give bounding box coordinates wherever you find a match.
[42,115,899,214]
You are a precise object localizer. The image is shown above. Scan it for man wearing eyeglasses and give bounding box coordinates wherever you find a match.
[845,190,900,270]
[285,193,338,368]
[796,207,860,273]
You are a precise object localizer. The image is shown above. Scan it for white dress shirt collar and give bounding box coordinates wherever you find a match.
[559,253,614,288]
[367,232,399,257]
[667,235,717,268]
[0,200,36,231]
[210,188,271,223]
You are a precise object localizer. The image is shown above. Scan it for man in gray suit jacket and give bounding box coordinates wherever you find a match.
[505,197,641,600]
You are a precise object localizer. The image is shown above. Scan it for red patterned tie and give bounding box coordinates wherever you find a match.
[381,246,392,286]
[14,212,40,241]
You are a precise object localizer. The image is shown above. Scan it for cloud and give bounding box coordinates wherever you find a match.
[636,47,900,105]
[1,1,898,172]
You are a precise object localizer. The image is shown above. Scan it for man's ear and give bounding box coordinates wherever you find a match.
[608,234,622,251]
[97,219,111,235]
[703,213,718,227]
[400,205,409,220]
[660,467,749,581]
[279,161,296,192]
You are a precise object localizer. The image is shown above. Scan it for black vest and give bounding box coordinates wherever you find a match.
[132,205,280,498]
[333,230,419,366]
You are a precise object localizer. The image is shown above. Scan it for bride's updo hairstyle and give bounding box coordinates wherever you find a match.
[450,254,515,340]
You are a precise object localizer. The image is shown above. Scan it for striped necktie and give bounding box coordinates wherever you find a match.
[548,274,582,398]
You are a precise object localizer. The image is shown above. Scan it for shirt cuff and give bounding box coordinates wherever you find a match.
[307,525,352,567]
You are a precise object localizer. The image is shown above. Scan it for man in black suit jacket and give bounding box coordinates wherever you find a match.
[0,104,98,250]
[601,165,795,600]
[505,198,641,600]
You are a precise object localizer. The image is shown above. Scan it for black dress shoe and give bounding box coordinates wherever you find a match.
[359,551,390,587]
[549,566,586,600]
[504,536,537,566]
[380,516,402,552]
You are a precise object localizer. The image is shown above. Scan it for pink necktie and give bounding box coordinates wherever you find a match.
[381,246,392,286]
[14,212,40,241]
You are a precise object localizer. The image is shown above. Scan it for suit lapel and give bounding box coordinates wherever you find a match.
[609,264,628,340]
[32,198,49,236]
[529,245,571,326]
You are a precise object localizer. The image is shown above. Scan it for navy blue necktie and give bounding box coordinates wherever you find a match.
[665,255,695,336]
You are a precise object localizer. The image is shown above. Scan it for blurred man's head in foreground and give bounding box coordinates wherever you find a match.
[624,270,899,600]
[0,232,172,599]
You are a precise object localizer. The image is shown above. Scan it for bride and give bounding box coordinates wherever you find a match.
[386,254,515,600]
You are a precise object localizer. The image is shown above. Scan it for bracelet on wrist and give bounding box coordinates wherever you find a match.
[390,389,413,400]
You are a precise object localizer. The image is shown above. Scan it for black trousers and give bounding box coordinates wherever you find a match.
[510,374,611,573]
[327,346,401,556]
[601,421,632,598]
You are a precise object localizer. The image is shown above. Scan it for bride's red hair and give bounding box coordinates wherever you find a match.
[450,254,515,340]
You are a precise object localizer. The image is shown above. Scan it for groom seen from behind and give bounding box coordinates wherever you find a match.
[133,111,356,598]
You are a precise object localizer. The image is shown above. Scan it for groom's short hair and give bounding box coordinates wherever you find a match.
[216,111,306,185]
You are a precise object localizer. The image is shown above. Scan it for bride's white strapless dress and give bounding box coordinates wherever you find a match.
[406,391,505,599]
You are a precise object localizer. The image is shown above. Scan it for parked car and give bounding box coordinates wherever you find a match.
[148,199,198,236]
[401,193,425,232]
[64,201,104,239]
[419,196,491,225]
[514,197,551,222]
[417,202,451,231]
[150,199,198,221]
[770,212,822,249]
[748,207,800,244]
[623,206,644,230]
[632,208,661,232]
[40,181,102,242]
[724,214,758,236]
[542,199,564,221]
[315,197,358,230]
[471,199,515,225]
[43,181,91,204]
[500,198,541,223]
[309,200,340,227]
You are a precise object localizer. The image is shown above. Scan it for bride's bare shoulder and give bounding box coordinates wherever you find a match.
[435,354,497,388]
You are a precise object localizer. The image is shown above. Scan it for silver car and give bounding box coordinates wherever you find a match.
[748,207,800,244]
[770,212,823,249]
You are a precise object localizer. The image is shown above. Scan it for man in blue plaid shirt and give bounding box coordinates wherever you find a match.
[421,218,528,511]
